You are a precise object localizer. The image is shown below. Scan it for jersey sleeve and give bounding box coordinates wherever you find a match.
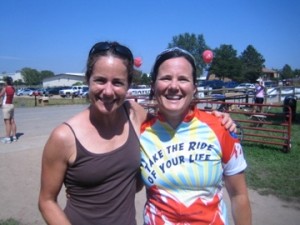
[195,110,247,177]
[222,131,247,176]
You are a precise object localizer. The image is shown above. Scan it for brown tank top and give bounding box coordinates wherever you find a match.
[63,105,140,225]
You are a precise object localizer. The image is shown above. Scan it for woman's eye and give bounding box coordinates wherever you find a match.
[95,79,105,84]
[114,82,124,87]
[159,76,171,81]
[180,78,190,82]
[178,76,192,82]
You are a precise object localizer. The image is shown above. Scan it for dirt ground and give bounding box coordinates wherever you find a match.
[0,105,299,225]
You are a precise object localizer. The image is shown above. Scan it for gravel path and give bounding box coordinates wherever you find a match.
[0,105,299,225]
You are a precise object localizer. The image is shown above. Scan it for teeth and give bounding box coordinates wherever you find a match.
[98,98,115,104]
[103,101,115,104]
[166,95,181,100]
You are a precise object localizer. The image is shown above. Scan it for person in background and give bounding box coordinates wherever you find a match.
[254,79,265,112]
[140,47,252,225]
[38,41,237,225]
[0,76,17,144]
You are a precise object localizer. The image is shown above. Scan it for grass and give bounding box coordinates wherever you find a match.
[239,104,300,202]
[13,96,89,107]
[244,142,300,201]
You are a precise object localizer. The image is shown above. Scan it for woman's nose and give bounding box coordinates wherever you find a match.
[169,79,179,90]
[103,83,114,96]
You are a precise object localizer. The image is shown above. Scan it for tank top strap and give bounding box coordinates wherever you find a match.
[123,101,139,141]
[63,122,77,139]
[123,102,130,119]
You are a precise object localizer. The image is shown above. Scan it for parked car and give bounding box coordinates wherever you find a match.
[59,85,88,98]
[16,88,36,96]
[29,88,47,96]
[45,86,71,96]
[35,88,48,96]
[80,87,89,98]
[234,83,255,94]
[223,81,239,88]
[207,80,224,89]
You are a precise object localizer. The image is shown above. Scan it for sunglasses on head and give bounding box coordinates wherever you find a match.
[155,47,196,62]
[88,41,133,62]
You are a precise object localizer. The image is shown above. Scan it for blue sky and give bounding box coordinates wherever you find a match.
[1,0,300,75]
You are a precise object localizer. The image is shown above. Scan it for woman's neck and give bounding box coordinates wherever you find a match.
[160,107,192,129]
[89,104,124,126]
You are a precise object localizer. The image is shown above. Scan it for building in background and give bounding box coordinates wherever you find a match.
[42,73,85,87]
[0,72,23,82]
[262,68,280,80]
[1,72,85,87]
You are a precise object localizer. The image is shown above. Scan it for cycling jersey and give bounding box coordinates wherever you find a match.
[140,107,247,225]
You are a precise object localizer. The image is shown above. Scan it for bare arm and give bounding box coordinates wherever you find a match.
[38,125,75,225]
[126,100,148,192]
[0,87,5,98]
[225,172,252,225]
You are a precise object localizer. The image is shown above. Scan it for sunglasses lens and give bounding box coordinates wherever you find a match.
[89,42,110,56]
[115,46,133,61]
[89,42,133,63]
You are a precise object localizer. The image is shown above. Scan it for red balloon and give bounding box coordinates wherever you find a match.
[134,57,143,68]
[202,50,213,64]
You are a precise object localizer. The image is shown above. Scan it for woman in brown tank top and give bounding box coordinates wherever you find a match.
[38,41,148,225]
[38,41,236,225]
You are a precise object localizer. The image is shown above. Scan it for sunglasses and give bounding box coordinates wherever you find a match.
[155,47,196,62]
[88,41,133,63]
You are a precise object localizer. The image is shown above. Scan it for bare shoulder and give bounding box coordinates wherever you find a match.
[43,123,76,162]
[49,123,74,143]
[125,100,147,124]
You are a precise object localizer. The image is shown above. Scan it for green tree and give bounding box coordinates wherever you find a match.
[21,67,41,85]
[131,69,142,86]
[239,45,265,83]
[281,64,294,79]
[209,44,242,81]
[140,73,151,85]
[168,33,209,77]
[1,76,8,82]
[21,68,55,85]
[14,79,24,85]
[294,69,300,77]
[40,70,55,80]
